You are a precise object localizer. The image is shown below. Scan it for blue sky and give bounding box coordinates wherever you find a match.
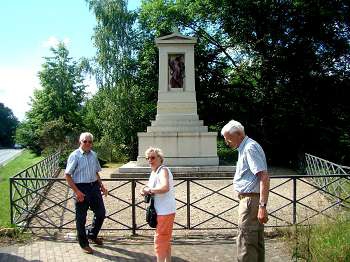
[0,0,140,121]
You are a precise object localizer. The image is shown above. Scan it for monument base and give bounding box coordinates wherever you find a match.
[112,161,235,178]
[137,131,219,166]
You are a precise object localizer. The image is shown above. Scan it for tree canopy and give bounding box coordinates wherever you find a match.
[0,103,18,147]
[16,43,86,155]
[18,0,350,166]
[83,0,349,165]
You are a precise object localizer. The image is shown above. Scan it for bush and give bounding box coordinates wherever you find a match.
[217,138,238,165]
[93,136,128,163]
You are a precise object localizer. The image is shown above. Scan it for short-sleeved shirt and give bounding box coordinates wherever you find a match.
[65,148,102,184]
[234,136,267,193]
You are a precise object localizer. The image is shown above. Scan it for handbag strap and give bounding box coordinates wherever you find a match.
[149,165,164,206]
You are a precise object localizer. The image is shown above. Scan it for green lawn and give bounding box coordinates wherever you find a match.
[0,150,44,227]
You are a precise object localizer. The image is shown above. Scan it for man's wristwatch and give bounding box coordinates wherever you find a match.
[259,202,267,208]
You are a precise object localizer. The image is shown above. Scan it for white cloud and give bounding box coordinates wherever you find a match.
[0,66,98,121]
[0,66,41,121]
[42,36,71,48]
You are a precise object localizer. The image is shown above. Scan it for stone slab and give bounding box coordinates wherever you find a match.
[112,161,235,178]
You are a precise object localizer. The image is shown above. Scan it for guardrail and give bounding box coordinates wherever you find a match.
[305,153,350,208]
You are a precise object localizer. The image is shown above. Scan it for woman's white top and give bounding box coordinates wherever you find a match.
[147,165,176,215]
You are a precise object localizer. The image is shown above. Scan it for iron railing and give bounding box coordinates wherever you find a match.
[9,152,61,226]
[9,152,350,235]
[305,153,350,208]
[10,175,350,235]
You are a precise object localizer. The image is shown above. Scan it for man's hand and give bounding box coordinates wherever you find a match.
[100,184,108,197]
[258,207,268,224]
[76,190,85,202]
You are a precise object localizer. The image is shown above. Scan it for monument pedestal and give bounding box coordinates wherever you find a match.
[137,132,218,166]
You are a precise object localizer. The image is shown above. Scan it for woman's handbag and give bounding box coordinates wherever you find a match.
[145,165,163,228]
[146,196,157,228]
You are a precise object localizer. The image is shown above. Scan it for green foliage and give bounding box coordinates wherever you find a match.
[217,139,238,165]
[137,0,350,166]
[37,0,348,165]
[283,214,350,261]
[0,150,43,227]
[15,43,86,155]
[93,135,128,163]
[0,103,18,147]
[84,0,158,160]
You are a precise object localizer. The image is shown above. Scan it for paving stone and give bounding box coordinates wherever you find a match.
[0,237,292,262]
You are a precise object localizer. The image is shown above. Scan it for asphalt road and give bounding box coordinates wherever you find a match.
[0,149,23,166]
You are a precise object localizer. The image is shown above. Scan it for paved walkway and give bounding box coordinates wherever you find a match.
[0,149,23,166]
[0,237,292,262]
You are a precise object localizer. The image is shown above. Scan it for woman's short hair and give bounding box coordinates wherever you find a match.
[145,147,164,164]
[79,132,94,142]
[221,120,245,136]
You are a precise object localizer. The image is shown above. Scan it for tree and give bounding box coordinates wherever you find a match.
[0,103,18,147]
[16,43,86,154]
[83,0,349,165]
[85,0,158,160]
[138,0,350,165]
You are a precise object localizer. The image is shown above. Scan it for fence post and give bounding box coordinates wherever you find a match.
[10,177,14,225]
[131,180,136,235]
[187,179,190,229]
[293,177,297,225]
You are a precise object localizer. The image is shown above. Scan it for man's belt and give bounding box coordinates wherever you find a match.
[76,180,98,186]
[238,192,260,199]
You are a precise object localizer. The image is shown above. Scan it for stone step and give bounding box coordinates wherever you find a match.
[151,120,204,126]
[147,126,208,132]
[155,114,199,121]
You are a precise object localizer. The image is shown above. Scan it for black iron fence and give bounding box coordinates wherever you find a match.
[9,152,61,225]
[9,153,350,235]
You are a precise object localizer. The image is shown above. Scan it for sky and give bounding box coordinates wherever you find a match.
[0,0,140,121]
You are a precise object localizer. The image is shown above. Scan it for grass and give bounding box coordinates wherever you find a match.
[282,214,350,262]
[0,150,44,227]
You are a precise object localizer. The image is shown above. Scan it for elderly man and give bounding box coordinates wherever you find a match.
[65,132,107,254]
[221,120,270,262]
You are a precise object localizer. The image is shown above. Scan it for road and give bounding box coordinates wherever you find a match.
[0,149,23,166]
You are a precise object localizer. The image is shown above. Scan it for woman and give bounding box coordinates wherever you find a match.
[140,147,176,262]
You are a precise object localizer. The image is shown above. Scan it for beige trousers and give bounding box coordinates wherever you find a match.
[237,196,265,262]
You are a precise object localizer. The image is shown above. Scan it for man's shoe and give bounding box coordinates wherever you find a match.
[82,246,93,254]
[89,237,103,246]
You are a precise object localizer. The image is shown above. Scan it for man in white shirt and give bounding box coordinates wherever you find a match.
[221,120,270,262]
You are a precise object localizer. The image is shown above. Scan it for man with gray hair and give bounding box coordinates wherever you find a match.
[65,132,108,254]
[221,120,270,262]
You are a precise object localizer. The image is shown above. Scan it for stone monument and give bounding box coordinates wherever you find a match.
[137,31,219,166]
[115,31,233,176]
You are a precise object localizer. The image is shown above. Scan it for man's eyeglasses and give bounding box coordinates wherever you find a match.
[83,140,92,144]
[146,156,156,160]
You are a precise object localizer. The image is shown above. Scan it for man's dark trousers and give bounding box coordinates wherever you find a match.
[75,181,106,248]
